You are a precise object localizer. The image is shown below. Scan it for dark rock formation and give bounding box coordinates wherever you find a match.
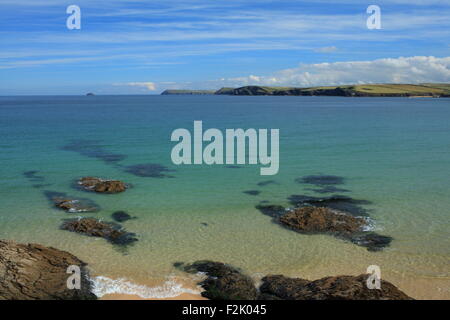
[0,240,96,300]
[44,191,100,213]
[279,206,365,236]
[78,177,128,193]
[111,211,136,222]
[176,260,258,300]
[60,218,137,245]
[259,274,413,300]
[176,260,412,300]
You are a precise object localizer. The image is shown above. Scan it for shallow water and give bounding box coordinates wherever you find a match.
[0,95,449,299]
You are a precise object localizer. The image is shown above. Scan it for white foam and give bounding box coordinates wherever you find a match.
[92,276,200,299]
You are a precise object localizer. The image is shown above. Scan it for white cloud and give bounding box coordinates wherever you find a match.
[119,82,157,91]
[163,56,450,89]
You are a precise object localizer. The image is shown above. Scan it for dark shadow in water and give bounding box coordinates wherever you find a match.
[287,194,371,216]
[257,180,279,187]
[243,190,261,196]
[61,139,127,164]
[306,186,350,194]
[296,175,345,186]
[224,165,242,169]
[111,210,137,222]
[255,203,286,219]
[32,183,53,189]
[43,190,100,213]
[23,170,45,182]
[121,163,175,178]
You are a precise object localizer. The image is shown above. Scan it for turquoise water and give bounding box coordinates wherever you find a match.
[0,95,449,299]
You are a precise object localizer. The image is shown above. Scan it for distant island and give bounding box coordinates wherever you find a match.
[161,83,450,97]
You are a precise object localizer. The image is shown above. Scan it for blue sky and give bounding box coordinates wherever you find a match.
[1,0,449,94]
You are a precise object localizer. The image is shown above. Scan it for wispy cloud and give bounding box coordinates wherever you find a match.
[115,82,157,91]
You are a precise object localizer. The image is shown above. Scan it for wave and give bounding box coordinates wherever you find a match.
[92,276,200,299]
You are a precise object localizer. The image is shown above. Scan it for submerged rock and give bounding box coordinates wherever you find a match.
[255,204,286,218]
[257,180,278,187]
[288,194,371,216]
[78,177,128,193]
[61,139,127,164]
[296,175,345,186]
[44,191,99,213]
[176,260,258,300]
[259,274,412,300]
[350,232,393,252]
[122,163,175,178]
[60,218,138,245]
[243,190,261,196]
[0,240,96,300]
[111,210,136,222]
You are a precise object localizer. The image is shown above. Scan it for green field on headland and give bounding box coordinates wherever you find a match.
[161,83,450,97]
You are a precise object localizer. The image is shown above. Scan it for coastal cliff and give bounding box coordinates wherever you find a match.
[161,83,450,97]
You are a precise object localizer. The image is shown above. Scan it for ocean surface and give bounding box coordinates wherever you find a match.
[0,95,449,299]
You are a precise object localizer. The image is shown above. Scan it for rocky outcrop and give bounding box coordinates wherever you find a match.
[0,240,96,300]
[279,206,366,235]
[60,218,137,245]
[78,177,128,193]
[175,260,258,300]
[45,191,99,213]
[177,260,412,300]
[256,204,392,251]
[259,274,413,300]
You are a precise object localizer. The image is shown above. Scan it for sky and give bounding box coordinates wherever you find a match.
[0,0,449,95]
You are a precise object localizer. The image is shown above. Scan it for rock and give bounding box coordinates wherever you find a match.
[44,191,99,213]
[0,240,96,300]
[278,206,392,251]
[86,93,95,96]
[259,274,413,300]
[177,260,258,300]
[279,206,365,236]
[78,177,128,193]
[111,211,136,222]
[60,218,138,245]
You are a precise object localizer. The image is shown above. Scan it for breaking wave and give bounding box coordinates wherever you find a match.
[92,276,200,299]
